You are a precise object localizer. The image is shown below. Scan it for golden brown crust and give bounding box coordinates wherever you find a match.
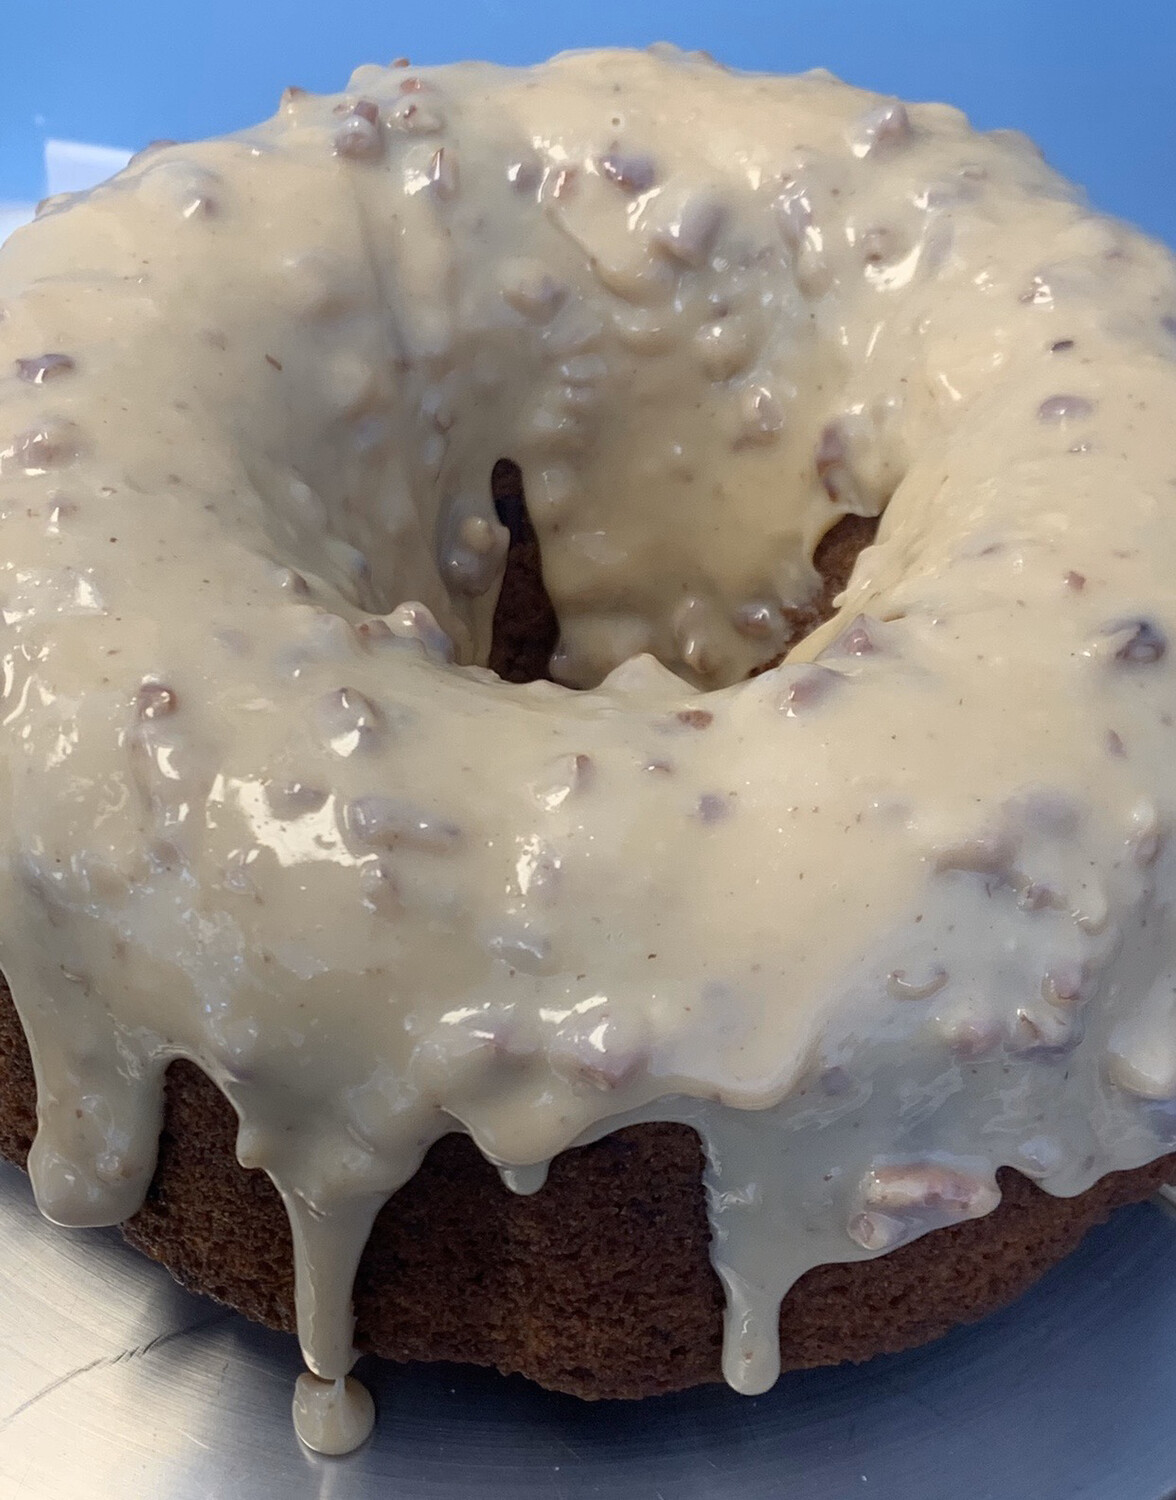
[0,982,1171,1399]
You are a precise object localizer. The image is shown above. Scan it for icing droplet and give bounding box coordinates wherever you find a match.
[292,1373,375,1456]
[499,1161,550,1194]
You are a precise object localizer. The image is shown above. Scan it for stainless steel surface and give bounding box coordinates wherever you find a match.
[1,1156,1174,1499]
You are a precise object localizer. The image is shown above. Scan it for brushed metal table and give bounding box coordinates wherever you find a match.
[1,1156,1174,1500]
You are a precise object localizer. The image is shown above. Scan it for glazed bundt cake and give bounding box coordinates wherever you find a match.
[2,46,1176,1450]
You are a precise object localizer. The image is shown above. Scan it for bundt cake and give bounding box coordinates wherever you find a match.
[2,46,1176,1451]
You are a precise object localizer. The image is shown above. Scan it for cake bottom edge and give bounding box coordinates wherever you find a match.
[1,986,1172,1400]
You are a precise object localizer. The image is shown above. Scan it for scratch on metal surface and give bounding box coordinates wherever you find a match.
[0,1308,232,1433]
[110,1310,233,1366]
[0,1354,112,1435]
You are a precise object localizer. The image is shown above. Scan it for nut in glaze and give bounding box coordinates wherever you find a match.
[849,1160,1000,1251]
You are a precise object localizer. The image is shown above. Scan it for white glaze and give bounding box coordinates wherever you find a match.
[2,46,1176,1451]
[292,1373,375,1456]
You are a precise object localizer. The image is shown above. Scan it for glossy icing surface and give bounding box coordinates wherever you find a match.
[2,45,1176,1449]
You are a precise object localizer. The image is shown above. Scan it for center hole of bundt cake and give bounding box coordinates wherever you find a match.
[488,459,561,684]
[487,457,880,687]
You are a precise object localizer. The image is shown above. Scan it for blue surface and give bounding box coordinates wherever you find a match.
[4,0,1176,247]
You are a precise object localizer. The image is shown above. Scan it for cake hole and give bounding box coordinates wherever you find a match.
[488,459,559,683]
[485,458,880,686]
[748,512,880,677]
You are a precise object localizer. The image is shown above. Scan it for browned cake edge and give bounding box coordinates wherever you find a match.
[0,982,1171,1400]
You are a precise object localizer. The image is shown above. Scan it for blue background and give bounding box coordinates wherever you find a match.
[3,1,1176,247]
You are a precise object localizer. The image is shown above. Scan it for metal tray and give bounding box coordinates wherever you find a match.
[1,1155,1174,1499]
